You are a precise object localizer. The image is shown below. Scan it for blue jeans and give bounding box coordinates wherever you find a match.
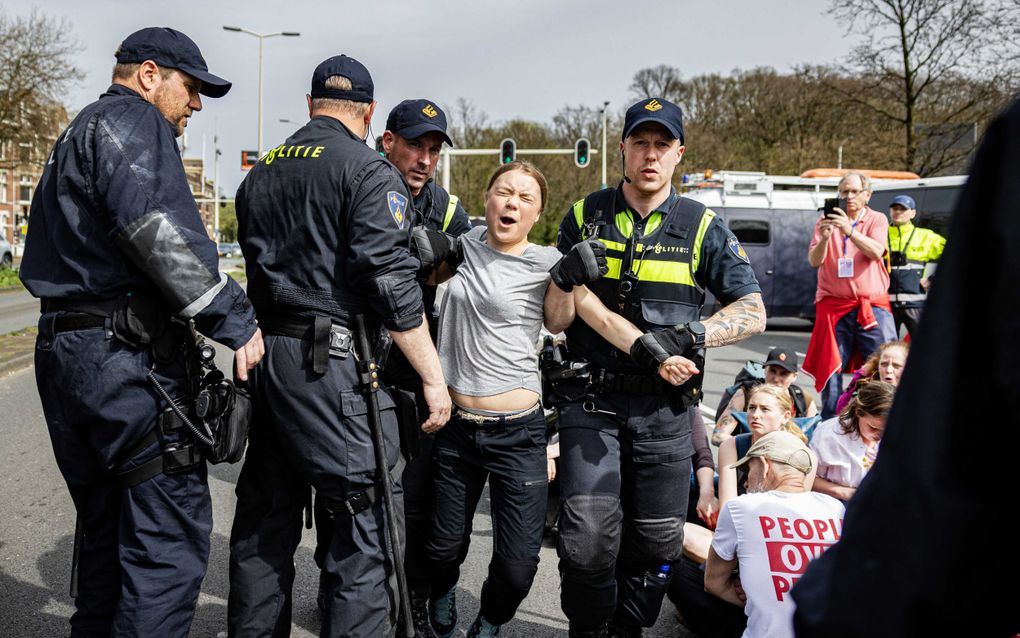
[821,307,897,418]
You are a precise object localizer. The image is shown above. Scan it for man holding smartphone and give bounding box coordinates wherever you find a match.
[804,171,895,418]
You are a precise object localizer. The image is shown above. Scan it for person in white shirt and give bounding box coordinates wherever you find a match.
[705,431,845,638]
[810,380,894,502]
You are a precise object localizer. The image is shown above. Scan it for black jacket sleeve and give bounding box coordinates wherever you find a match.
[346,161,424,331]
[94,101,256,349]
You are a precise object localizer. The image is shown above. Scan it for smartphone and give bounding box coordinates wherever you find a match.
[823,197,848,218]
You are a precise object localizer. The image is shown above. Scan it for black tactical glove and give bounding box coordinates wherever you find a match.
[411,227,463,273]
[629,327,696,371]
[549,238,609,292]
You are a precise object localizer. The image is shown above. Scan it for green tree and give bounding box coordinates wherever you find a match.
[218,202,238,242]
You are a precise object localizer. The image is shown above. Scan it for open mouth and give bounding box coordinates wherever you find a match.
[499,215,517,226]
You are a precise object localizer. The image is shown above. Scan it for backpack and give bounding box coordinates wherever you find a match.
[714,360,809,427]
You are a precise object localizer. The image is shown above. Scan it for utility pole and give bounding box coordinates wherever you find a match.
[601,101,610,189]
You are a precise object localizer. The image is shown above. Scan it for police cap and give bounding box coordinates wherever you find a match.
[622,97,684,144]
[386,99,454,147]
[115,27,231,98]
[891,195,916,210]
[310,55,374,103]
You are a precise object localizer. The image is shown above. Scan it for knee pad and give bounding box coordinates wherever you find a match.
[621,517,684,566]
[488,557,539,597]
[557,494,623,574]
[426,533,464,566]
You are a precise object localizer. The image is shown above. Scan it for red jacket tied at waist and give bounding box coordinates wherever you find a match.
[803,295,891,392]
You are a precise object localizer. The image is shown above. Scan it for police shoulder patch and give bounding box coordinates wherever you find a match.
[727,236,750,263]
[387,191,409,229]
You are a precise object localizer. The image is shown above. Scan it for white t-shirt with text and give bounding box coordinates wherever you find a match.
[712,490,846,638]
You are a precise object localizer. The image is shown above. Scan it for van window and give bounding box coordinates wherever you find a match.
[729,219,770,245]
[918,187,960,236]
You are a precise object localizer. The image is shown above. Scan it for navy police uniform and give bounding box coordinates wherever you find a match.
[228,56,423,638]
[19,28,254,638]
[311,98,471,619]
[553,98,760,635]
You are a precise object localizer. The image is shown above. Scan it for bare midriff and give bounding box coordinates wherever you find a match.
[450,387,540,413]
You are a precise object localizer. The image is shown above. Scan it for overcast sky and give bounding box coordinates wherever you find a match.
[10,0,854,192]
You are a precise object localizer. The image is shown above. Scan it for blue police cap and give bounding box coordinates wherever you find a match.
[623,97,685,144]
[891,195,916,209]
[310,55,374,103]
[386,99,454,147]
[116,27,231,98]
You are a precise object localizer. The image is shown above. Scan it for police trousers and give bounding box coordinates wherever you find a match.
[556,393,694,631]
[35,316,208,638]
[314,375,435,599]
[227,334,403,638]
[426,407,549,625]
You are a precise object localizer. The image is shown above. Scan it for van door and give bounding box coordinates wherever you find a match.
[772,209,820,319]
[723,208,774,314]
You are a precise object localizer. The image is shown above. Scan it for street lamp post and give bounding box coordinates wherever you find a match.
[223,26,300,157]
[601,101,610,189]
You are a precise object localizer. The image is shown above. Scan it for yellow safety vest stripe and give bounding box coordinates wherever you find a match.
[442,195,459,232]
[691,209,717,274]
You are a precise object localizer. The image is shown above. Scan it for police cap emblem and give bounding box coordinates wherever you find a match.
[387,191,408,229]
[422,104,438,118]
[645,99,663,112]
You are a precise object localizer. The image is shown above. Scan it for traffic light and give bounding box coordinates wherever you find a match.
[574,138,591,168]
[375,135,385,156]
[500,138,516,165]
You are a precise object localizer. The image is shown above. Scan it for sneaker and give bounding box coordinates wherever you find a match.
[466,615,501,638]
[429,587,458,638]
[410,596,436,638]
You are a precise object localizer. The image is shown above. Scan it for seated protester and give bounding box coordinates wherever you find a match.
[811,380,894,503]
[718,384,818,507]
[705,431,845,638]
[712,347,817,446]
[835,340,908,415]
[421,161,688,638]
[668,386,818,638]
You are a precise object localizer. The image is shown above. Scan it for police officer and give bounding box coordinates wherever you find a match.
[312,98,471,635]
[887,195,945,336]
[227,55,451,638]
[551,97,766,637]
[19,27,263,637]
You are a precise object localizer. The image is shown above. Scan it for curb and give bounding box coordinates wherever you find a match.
[0,351,33,377]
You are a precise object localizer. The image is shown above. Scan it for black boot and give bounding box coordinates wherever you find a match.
[607,619,642,638]
[410,594,436,638]
[568,624,608,638]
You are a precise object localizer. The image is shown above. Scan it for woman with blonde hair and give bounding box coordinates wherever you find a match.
[718,384,816,506]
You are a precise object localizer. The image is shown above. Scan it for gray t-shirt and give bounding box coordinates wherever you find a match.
[437,226,561,397]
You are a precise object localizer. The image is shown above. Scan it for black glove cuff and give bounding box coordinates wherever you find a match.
[630,333,671,371]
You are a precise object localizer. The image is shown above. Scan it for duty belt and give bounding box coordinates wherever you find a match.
[258,312,352,374]
[43,298,118,333]
[597,369,662,396]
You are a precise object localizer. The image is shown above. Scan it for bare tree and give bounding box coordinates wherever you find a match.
[829,0,1018,174]
[629,64,685,102]
[0,8,83,156]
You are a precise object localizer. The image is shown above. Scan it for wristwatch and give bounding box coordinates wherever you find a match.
[679,321,706,350]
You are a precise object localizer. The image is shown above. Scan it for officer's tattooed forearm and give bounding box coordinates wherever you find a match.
[703,293,766,348]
